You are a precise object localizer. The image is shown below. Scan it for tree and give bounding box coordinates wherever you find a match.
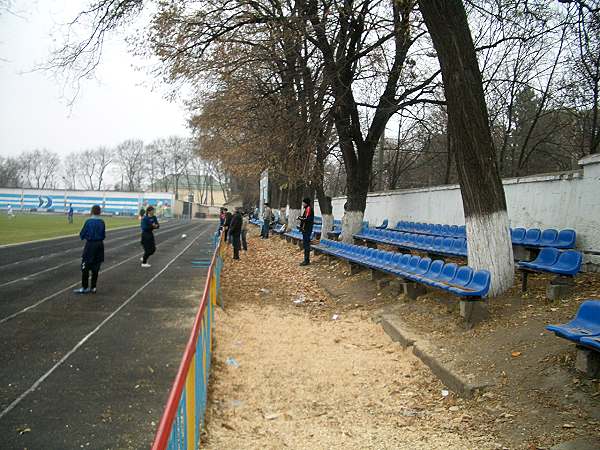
[19,149,60,189]
[115,139,145,191]
[0,156,22,187]
[417,0,514,295]
[62,153,81,189]
[80,147,113,190]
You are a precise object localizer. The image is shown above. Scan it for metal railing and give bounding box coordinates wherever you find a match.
[151,230,224,449]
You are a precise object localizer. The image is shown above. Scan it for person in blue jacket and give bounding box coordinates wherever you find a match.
[74,205,105,294]
[141,205,160,267]
[67,203,74,224]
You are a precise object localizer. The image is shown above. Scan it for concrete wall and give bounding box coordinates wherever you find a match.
[315,154,600,268]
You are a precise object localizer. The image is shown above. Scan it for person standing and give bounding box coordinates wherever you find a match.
[74,205,105,294]
[261,202,272,238]
[141,206,160,267]
[229,208,243,260]
[298,197,314,266]
[223,208,232,242]
[7,203,14,218]
[241,211,249,251]
[67,203,74,224]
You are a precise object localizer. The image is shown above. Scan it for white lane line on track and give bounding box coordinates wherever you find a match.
[0,226,210,421]
[0,221,189,270]
[0,223,206,324]
[0,222,193,288]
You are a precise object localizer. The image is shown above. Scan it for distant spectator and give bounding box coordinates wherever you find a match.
[254,206,260,219]
[261,202,272,239]
[241,211,249,251]
[298,197,314,266]
[74,205,105,294]
[141,206,160,267]
[67,203,74,224]
[7,203,14,218]
[229,208,243,260]
[219,207,226,229]
[224,208,232,242]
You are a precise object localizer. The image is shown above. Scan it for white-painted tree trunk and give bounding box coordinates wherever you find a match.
[287,208,301,232]
[466,210,514,296]
[279,207,287,225]
[341,211,364,243]
[321,214,334,237]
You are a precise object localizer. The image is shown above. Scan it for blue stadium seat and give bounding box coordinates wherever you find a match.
[441,224,451,236]
[408,255,421,272]
[433,224,443,235]
[415,257,432,275]
[523,228,542,246]
[450,266,473,288]
[539,228,558,247]
[442,238,454,252]
[552,250,583,276]
[511,227,526,244]
[556,229,576,248]
[422,260,445,281]
[453,270,491,296]
[451,239,464,255]
[580,335,600,352]
[431,263,458,288]
[424,235,434,249]
[399,254,412,269]
[449,225,459,237]
[376,219,389,230]
[457,225,466,237]
[519,248,560,271]
[433,236,443,250]
[546,300,600,344]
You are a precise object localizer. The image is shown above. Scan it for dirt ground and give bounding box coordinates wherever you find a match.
[204,228,600,449]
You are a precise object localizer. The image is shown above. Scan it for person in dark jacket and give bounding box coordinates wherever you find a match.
[141,205,160,267]
[298,197,314,266]
[223,208,232,242]
[67,203,74,224]
[74,205,105,294]
[229,208,243,260]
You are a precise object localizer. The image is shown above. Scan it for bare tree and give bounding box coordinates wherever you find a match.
[115,139,145,191]
[0,156,22,187]
[79,147,113,190]
[61,153,81,189]
[19,149,60,189]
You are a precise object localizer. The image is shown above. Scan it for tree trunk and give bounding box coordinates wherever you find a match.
[279,185,288,225]
[418,0,514,296]
[340,147,372,242]
[287,182,304,231]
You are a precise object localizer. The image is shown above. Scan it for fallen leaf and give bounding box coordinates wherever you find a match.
[511,351,522,357]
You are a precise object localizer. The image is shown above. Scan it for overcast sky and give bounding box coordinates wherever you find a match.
[0,0,189,159]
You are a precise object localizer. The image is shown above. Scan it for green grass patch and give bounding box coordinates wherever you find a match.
[0,213,139,245]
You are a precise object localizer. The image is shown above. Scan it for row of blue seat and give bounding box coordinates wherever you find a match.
[314,239,490,298]
[546,300,600,352]
[510,228,576,248]
[391,221,467,238]
[354,228,467,257]
[388,220,576,248]
[518,247,582,276]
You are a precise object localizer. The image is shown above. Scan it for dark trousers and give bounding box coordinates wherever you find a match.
[261,220,270,238]
[303,232,311,263]
[232,232,241,259]
[141,232,156,263]
[241,230,248,250]
[223,226,230,241]
[82,262,100,289]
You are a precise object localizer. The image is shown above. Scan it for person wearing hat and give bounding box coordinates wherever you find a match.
[297,197,314,266]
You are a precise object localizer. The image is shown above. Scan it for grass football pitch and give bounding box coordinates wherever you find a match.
[0,213,139,245]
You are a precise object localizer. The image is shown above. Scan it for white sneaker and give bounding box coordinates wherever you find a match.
[141,263,151,268]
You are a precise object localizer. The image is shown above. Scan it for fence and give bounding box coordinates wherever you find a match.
[151,230,224,449]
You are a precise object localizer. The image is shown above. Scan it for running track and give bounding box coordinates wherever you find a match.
[0,219,217,449]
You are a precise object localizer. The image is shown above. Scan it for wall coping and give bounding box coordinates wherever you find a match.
[329,169,583,201]
[579,153,600,166]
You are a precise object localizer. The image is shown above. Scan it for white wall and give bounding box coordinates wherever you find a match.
[315,154,600,269]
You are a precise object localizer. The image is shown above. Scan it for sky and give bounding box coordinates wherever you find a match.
[0,0,189,159]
